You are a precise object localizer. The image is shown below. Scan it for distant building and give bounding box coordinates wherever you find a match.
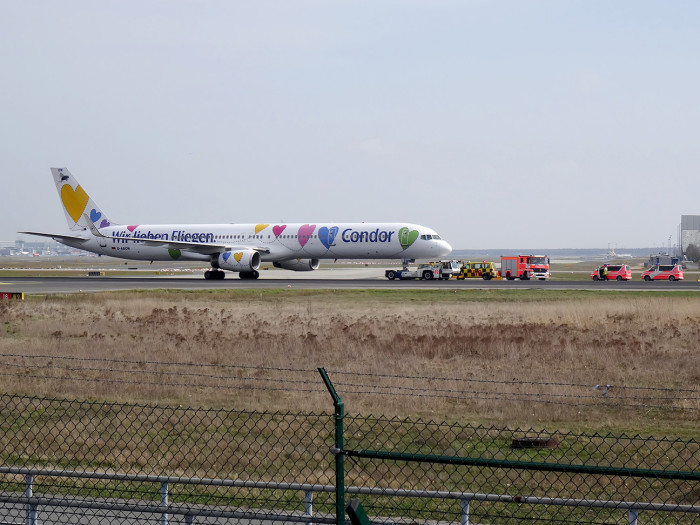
[0,241,16,256]
[681,215,700,256]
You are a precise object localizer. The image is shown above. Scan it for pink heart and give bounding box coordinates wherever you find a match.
[298,224,316,248]
[127,225,138,232]
[273,225,287,237]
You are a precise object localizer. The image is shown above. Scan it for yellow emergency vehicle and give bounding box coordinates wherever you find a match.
[456,261,500,280]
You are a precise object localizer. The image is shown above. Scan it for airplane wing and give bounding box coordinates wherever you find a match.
[122,236,270,255]
[82,216,270,255]
[18,231,90,243]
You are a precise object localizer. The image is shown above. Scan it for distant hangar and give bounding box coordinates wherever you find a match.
[681,215,700,255]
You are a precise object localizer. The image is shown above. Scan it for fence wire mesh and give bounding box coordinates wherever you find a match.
[0,393,336,524]
[342,415,699,524]
[0,393,697,524]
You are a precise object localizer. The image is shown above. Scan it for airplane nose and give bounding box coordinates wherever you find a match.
[441,240,453,255]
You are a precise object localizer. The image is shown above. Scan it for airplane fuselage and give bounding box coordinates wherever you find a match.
[60,222,451,263]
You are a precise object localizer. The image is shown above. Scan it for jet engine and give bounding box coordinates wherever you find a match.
[214,250,261,272]
[273,259,320,272]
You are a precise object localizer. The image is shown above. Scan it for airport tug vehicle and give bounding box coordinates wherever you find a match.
[385,263,441,280]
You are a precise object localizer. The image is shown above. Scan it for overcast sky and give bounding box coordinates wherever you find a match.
[2,1,698,250]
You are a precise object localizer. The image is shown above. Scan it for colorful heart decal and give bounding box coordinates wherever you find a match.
[272,225,287,237]
[168,249,181,260]
[127,225,138,232]
[90,209,102,222]
[234,252,243,263]
[60,184,89,223]
[255,224,269,234]
[399,227,419,250]
[298,224,316,248]
[99,220,111,228]
[222,252,231,262]
[319,226,339,249]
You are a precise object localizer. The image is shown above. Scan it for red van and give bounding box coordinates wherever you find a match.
[591,264,632,281]
[641,264,684,281]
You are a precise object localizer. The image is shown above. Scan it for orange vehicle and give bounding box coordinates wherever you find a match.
[590,264,632,281]
[641,264,684,281]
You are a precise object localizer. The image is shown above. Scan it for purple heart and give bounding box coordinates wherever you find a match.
[99,220,110,228]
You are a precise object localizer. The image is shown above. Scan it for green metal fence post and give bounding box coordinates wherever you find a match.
[319,368,345,525]
[346,498,371,525]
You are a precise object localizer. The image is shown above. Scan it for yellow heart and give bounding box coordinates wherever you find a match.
[61,184,89,223]
[255,223,269,234]
[234,252,243,263]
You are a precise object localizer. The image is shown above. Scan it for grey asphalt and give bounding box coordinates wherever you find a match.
[2,275,699,294]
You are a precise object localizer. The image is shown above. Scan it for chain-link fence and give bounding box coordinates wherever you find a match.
[342,415,699,524]
[0,381,698,524]
[0,393,337,524]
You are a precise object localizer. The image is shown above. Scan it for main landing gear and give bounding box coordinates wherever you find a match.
[204,269,260,280]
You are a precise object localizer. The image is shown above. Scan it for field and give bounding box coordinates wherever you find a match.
[0,289,698,436]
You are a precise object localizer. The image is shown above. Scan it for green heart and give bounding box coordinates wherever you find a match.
[399,227,419,250]
[168,249,181,260]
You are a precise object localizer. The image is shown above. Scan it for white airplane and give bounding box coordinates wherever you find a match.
[21,168,453,279]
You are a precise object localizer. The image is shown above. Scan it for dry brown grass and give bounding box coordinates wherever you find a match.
[0,291,698,432]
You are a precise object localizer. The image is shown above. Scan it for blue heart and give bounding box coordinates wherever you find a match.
[90,209,102,222]
[319,226,339,250]
[222,252,231,262]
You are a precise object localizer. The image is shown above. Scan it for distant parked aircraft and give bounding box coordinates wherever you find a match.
[601,247,632,259]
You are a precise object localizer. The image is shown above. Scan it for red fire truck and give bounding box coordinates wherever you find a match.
[501,255,551,280]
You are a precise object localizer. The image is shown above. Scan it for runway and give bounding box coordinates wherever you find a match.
[2,273,699,294]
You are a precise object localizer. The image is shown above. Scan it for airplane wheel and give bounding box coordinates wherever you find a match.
[217,271,226,280]
[252,270,259,279]
[204,270,212,280]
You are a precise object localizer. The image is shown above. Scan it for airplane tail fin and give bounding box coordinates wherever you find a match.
[51,168,117,231]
